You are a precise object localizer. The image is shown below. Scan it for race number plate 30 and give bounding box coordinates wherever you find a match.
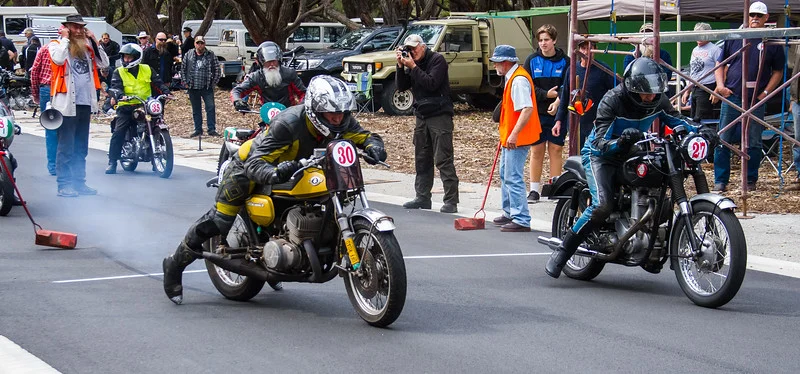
[332,141,357,167]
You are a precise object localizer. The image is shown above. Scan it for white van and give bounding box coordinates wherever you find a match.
[181,20,245,46]
[285,22,347,51]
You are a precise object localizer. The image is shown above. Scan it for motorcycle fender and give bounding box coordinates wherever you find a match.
[543,173,579,200]
[688,193,737,211]
[350,208,396,232]
[157,122,168,130]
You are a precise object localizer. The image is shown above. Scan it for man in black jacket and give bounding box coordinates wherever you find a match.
[395,34,459,214]
[161,75,386,305]
[231,41,306,110]
[180,27,194,56]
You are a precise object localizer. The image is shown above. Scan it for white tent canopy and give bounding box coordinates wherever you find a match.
[577,0,800,21]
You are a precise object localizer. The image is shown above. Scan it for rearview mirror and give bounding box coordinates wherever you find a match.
[361,43,375,53]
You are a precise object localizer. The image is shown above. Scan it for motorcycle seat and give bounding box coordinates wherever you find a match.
[564,156,586,181]
[236,129,255,140]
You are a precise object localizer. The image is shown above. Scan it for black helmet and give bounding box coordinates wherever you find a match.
[119,43,143,68]
[304,75,357,138]
[623,57,667,110]
[255,41,282,67]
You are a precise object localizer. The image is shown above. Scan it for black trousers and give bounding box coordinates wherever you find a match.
[413,113,459,204]
[690,83,718,123]
[108,105,137,162]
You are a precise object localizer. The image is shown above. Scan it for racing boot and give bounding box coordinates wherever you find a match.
[162,242,198,305]
[545,229,583,279]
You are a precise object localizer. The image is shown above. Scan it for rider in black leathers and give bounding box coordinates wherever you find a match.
[231,41,306,110]
[162,75,387,304]
[545,57,718,278]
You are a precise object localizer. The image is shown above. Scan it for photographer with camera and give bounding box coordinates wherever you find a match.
[395,34,459,214]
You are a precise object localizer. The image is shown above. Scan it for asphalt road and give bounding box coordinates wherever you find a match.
[1,134,799,373]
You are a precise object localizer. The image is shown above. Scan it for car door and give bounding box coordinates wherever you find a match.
[439,26,482,90]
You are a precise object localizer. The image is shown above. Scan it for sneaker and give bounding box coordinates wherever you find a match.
[105,161,117,174]
[712,183,726,192]
[189,131,202,138]
[500,222,531,232]
[57,187,79,197]
[527,190,540,203]
[403,198,431,209]
[207,130,220,137]
[440,203,457,213]
[74,184,98,195]
[492,216,513,226]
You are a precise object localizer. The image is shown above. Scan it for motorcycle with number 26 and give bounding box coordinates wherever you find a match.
[206,139,407,327]
[538,125,746,308]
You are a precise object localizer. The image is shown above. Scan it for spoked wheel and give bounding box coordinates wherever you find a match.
[344,219,407,327]
[0,156,14,216]
[670,201,746,308]
[204,213,265,301]
[120,141,138,172]
[151,129,174,178]
[552,194,605,281]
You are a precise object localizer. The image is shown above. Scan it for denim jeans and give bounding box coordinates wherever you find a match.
[187,88,216,133]
[39,85,56,173]
[713,94,765,185]
[56,105,91,190]
[792,101,800,177]
[499,145,531,227]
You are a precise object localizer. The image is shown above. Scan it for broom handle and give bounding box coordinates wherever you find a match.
[0,150,42,232]
[477,142,502,214]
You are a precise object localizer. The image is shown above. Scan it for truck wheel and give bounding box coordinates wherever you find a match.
[217,77,236,89]
[380,80,413,116]
[466,93,500,111]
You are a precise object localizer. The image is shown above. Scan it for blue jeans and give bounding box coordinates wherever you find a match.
[714,94,765,185]
[499,145,531,227]
[56,105,91,190]
[39,85,56,173]
[187,88,216,133]
[792,101,800,177]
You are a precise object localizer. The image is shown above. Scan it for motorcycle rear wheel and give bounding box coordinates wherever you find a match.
[205,212,266,301]
[344,219,407,327]
[670,201,746,308]
[151,129,173,178]
[120,140,138,172]
[0,156,14,216]
[552,196,605,281]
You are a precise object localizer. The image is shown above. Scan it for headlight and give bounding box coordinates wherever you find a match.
[344,62,350,73]
[366,64,373,74]
[307,59,324,69]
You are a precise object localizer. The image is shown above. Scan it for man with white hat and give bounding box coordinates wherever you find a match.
[711,0,785,192]
[488,45,541,232]
[137,31,151,50]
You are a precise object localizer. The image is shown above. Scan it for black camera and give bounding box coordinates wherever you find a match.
[401,50,410,59]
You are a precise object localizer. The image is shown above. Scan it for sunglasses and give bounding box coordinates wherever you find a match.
[157,38,167,41]
[195,41,205,44]
[749,13,765,18]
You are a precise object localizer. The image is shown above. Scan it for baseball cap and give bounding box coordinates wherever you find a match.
[489,45,519,63]
[194,35,205,44]
[749,1,768,15]
[639,23,654,33]
[403,34,424,48]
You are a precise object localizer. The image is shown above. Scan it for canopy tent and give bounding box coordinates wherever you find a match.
[577,0,800,20]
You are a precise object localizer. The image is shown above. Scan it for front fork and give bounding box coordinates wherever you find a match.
[666,146,702,256]
[331,192,368,271]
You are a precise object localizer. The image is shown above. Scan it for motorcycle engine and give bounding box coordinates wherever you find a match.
[285,205,334,246]
[263,239,303,271]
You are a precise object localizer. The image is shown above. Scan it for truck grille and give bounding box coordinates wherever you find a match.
[348,64,366,73]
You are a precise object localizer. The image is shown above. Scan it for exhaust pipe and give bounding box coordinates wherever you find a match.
[203,252,270,282]
[537,236,602,258]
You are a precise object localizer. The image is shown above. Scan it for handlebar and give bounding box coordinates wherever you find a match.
[119,94,170,104]
[288,149,390,180]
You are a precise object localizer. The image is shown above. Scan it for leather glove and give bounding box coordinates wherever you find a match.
[617,127,643,151]
[234,99,249,112]
[699,126,720,149]
[365,145,387,165]
[268,160,301,184]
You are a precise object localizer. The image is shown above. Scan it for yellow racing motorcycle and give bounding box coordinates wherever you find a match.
[205,139,406,327]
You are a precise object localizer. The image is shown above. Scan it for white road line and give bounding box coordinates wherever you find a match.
[0,335,61,373]
[52,270,206,284]
[405,252,550,259]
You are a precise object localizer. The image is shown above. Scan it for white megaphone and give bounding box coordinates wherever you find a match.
[40,102,63,131]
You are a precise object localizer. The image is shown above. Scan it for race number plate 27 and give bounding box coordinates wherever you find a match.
[332,141,357,167]
[686,137,709,162]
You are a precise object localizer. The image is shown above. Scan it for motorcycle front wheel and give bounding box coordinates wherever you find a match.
[151,129,174,178]
[0,156,14,216]
[670,201,747,308]
[552,196,605,281]
[343,218,407,327]
[205,212,266,301]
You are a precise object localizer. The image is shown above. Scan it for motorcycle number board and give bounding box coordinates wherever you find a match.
[332,141,357,167]
[148,100,162,115]
[686,137,708,162]
[0,118,9,138]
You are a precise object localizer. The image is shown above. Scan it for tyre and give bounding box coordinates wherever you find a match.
[379,79,413,116]
[344,219,407,327]
[152,129,174,178]
[465,93,500,111]
[552,195,605,281]
[0,156,14,216]
[670,201,747,308]
[216,145,230,176]
[205,212,266,301]
[120,141,138,171]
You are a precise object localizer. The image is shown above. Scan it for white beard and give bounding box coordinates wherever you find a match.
[263,67,282,88]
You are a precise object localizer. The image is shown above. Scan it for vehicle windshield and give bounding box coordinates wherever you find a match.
[394,24,443,49]
[330,28,374,50]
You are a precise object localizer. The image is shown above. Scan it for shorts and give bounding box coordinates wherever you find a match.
[533,114,565,146]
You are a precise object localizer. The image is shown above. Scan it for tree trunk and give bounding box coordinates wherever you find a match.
[378,0,408,26]
[342,0,375,27]
[167,0,191,35]
[322,0,360,31]
[196,0,222,37]
[127,0,164,36]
